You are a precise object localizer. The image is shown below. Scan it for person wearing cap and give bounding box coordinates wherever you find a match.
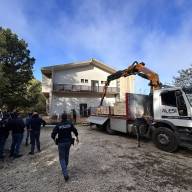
[51,113,79,181]
[28,112,46,155]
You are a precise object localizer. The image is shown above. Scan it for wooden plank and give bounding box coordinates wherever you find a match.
[114,102,126,116]
[96,106,114,115]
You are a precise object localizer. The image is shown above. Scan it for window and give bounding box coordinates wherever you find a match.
[81,79,84,83]
[161,91,176,107]
[85,79,88,83]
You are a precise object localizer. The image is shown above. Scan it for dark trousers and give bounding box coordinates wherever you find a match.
[10,133,23,156]
[30,131,40,153]
[25,129,30,144]
[58,142,71,177]
[0,135,6,158]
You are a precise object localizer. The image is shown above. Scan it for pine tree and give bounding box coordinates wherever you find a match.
[173,66,192,88]
[0,27,35,110]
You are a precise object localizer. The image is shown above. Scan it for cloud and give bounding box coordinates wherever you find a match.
[54,0,192,84]
[0,0,192,89]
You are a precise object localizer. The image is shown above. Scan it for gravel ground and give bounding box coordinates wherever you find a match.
[0,125,192,192]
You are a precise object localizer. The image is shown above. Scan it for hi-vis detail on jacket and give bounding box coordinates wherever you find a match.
[58,124,71,129]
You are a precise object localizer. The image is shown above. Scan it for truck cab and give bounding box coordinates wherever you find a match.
[154,87,192,124]
[152,87,192,151]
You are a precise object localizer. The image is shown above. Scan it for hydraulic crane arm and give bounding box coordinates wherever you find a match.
[100,61,162,106]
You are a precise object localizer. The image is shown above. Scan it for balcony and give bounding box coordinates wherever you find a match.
[53,84,118,94]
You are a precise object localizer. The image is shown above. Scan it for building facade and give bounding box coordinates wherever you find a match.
[42,59,120,117]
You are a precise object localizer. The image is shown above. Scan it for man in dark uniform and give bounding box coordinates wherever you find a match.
[8,112,25,158]
[51,113,79,181]
[28,112,46,155]
[0,114,10,159]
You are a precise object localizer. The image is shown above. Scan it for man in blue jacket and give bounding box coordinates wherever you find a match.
[28,112,46,155]
[51,113,79,181]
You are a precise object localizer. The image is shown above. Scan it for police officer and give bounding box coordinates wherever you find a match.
[28,112,46,155]
[51,113,79,181]
[0,114,10,159]
[8,112,25,158]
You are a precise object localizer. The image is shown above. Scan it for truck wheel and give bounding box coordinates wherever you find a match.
[152,127,178,152]
[105,122,116,135]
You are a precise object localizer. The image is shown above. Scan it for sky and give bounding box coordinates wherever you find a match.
[0,0,192,93]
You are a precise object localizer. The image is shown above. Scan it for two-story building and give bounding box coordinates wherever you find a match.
[41,59,121,117]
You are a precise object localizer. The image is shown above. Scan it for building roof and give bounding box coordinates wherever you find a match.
[41,58,117,75]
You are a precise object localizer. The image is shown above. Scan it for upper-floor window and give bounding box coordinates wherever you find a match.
[81,79,88,83]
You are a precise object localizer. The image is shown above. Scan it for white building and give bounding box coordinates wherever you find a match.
[41,59,120,117]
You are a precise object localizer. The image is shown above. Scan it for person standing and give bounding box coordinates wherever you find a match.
[28,112,46,155]
[9,112,25,158]
[51,113,79,181]
[0,114,10,159]
[72,109,77,124]
[25,113,32,146]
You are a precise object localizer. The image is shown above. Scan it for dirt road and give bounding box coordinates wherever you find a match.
[0,125,192,192]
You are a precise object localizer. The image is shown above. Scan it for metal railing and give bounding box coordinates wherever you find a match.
[53,84,118,93]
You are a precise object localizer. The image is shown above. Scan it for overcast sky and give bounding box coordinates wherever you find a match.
[0,0,192,93]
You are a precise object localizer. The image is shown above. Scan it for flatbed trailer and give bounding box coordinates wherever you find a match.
[88,115,135,133]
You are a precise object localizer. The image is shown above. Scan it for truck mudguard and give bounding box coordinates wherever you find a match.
[152,120,177,132]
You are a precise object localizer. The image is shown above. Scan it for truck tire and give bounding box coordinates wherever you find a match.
[152,127,178,152]
[105,121,116,135]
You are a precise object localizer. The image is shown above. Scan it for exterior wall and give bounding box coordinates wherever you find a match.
[50,94,116,116]
[53,65,117,87]
[42,74,52,93]
[119,76,135,101]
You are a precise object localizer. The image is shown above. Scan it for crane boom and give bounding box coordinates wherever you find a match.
[100,61,162,106]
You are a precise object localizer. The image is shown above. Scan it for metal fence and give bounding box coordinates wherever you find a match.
[53,84,118,93]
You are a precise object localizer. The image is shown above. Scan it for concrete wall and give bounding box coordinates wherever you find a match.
[50,94,116,116]
[42,74,52,93]
[53,65,117,87]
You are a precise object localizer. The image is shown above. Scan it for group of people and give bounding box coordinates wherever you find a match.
[0,111,46,159]
[0,109,79,182]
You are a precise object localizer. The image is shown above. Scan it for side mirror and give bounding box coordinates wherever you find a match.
[175,90,182,96]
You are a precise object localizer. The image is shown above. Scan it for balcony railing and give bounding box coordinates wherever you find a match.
[53,84,118,94]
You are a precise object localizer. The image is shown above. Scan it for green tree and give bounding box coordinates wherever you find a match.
[0,27,35,110]
[25,79,46,114]
[173,66,192,88]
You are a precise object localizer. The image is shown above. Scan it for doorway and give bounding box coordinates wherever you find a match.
[80,103,88,117]
[91,80,99,92]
